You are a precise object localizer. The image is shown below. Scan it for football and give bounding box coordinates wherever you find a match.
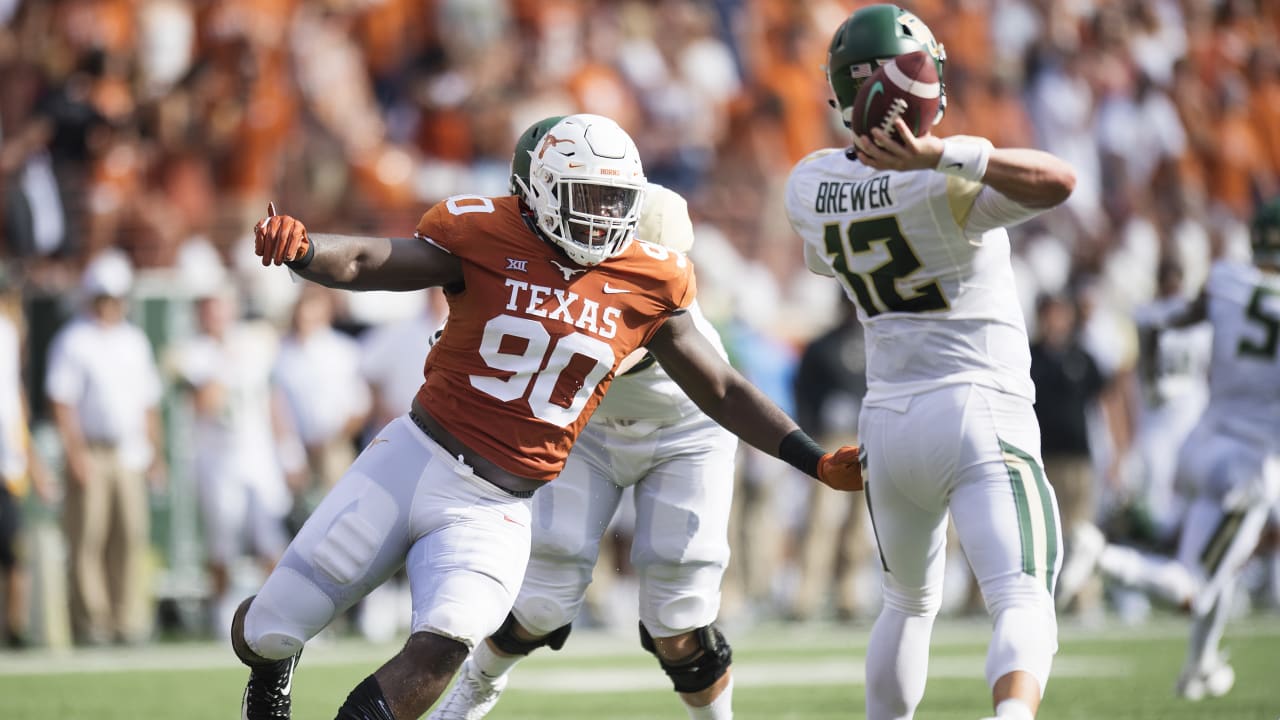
[850,50,941,142]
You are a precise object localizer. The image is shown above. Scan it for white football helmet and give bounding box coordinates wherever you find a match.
[523,114,646,266]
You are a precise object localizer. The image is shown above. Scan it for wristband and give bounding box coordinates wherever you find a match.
[779,429,825,479]
[285,238,315,270]
[936,139,991,182]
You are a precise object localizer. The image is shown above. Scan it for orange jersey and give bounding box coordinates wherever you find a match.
[413,195,696,481]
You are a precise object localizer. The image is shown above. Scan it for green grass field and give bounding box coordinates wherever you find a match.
[1,616,1277,719]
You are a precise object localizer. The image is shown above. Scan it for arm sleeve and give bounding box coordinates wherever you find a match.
[962,186,1051,236]
[935,136,1049,235]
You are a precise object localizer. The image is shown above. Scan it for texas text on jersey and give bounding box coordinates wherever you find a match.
[414,194,696,481]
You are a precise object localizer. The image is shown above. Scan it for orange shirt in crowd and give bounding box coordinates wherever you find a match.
[1209,105,1269,217]
[1249,75,1280,181]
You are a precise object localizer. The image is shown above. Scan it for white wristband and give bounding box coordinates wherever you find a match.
[936,139,991,182]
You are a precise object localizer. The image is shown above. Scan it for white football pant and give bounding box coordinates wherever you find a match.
[512,411,737,638]
[859,384,1061,720]
[242,415,533,660]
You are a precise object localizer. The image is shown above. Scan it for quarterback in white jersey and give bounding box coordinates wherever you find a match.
[787,6,1076,720]
[429,174,740,720]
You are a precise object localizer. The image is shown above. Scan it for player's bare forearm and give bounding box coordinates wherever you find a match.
[647,313,801,455]
[980,148,1076,208]
[254,204,463,291]
[295,234,462,292]
[855,121,1075,208]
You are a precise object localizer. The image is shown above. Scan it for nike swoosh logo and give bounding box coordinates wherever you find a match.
[861,80,884,131]
[503,514,524,526]
[369,438,388,447]
[568,162,585,169]
[281,663,294,697]
[945,162,963,169]
[602,284,630,294]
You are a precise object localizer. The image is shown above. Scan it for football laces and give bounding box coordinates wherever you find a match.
[879,98,909,136]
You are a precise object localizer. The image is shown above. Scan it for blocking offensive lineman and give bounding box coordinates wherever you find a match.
[239,113,862,720]
[1056,197,1280,701]
[430,122,738,720]
[785,6,1076,720]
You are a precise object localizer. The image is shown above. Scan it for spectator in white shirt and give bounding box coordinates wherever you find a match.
[273,285,370,521]
[46,250,164,645]
[172,285,292,636]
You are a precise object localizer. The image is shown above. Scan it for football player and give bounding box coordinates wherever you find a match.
[1056,196,1280,700]
[237,113,862,720]
[1126,259,1211,547]
[785,5,1076,720]
[427,123,738,720]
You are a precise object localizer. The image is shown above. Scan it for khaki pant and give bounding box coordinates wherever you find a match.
[63,446,150,645]
[720,448,789,620]
[306,437,356,491]
[788,484,869,620]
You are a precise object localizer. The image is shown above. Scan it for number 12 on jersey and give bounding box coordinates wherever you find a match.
[823,216,949,317]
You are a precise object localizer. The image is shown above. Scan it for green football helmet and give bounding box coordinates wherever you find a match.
[1251,196,1280,266]
[510,115,566,199]
[826,4,947,128]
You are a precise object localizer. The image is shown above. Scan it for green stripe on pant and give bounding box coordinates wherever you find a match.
[1000,440,1059,593]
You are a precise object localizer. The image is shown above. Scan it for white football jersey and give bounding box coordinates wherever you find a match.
[1134,297,1212,410]
[785,145,1048,406]
[593,300,727,423]
[1201,260,1280,447]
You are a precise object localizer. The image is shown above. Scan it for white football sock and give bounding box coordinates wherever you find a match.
[470,639,524,679]
[866,607,934,720]
[1185,583,1233,673]
[683,675,733,719]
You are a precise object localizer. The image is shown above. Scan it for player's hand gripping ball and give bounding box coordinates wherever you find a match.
[850,51,941,144]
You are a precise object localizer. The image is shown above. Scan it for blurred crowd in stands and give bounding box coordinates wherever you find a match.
[1,0,1278,648]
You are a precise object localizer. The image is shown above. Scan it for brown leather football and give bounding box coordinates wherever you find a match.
[850,51,941,142]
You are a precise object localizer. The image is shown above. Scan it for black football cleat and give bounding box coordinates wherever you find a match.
[241,651,302,720]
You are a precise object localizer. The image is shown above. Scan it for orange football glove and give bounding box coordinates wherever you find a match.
[817,445,862,491]
[254,202,311,267]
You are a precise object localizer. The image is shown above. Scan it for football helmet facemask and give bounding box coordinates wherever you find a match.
[517,114,646,267]
[826,3,947,128]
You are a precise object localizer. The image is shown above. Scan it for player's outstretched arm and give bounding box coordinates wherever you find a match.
[646,312,862,491]
[254,205,462,291]
[853,119,1076,208]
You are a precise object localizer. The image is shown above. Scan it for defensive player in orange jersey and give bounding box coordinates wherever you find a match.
[234,113,862,720]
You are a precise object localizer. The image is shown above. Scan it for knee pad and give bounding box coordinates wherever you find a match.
[986,602,1057,694]
[242,567,336,660]
[489,612,572,656]
[639,622,733,694]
